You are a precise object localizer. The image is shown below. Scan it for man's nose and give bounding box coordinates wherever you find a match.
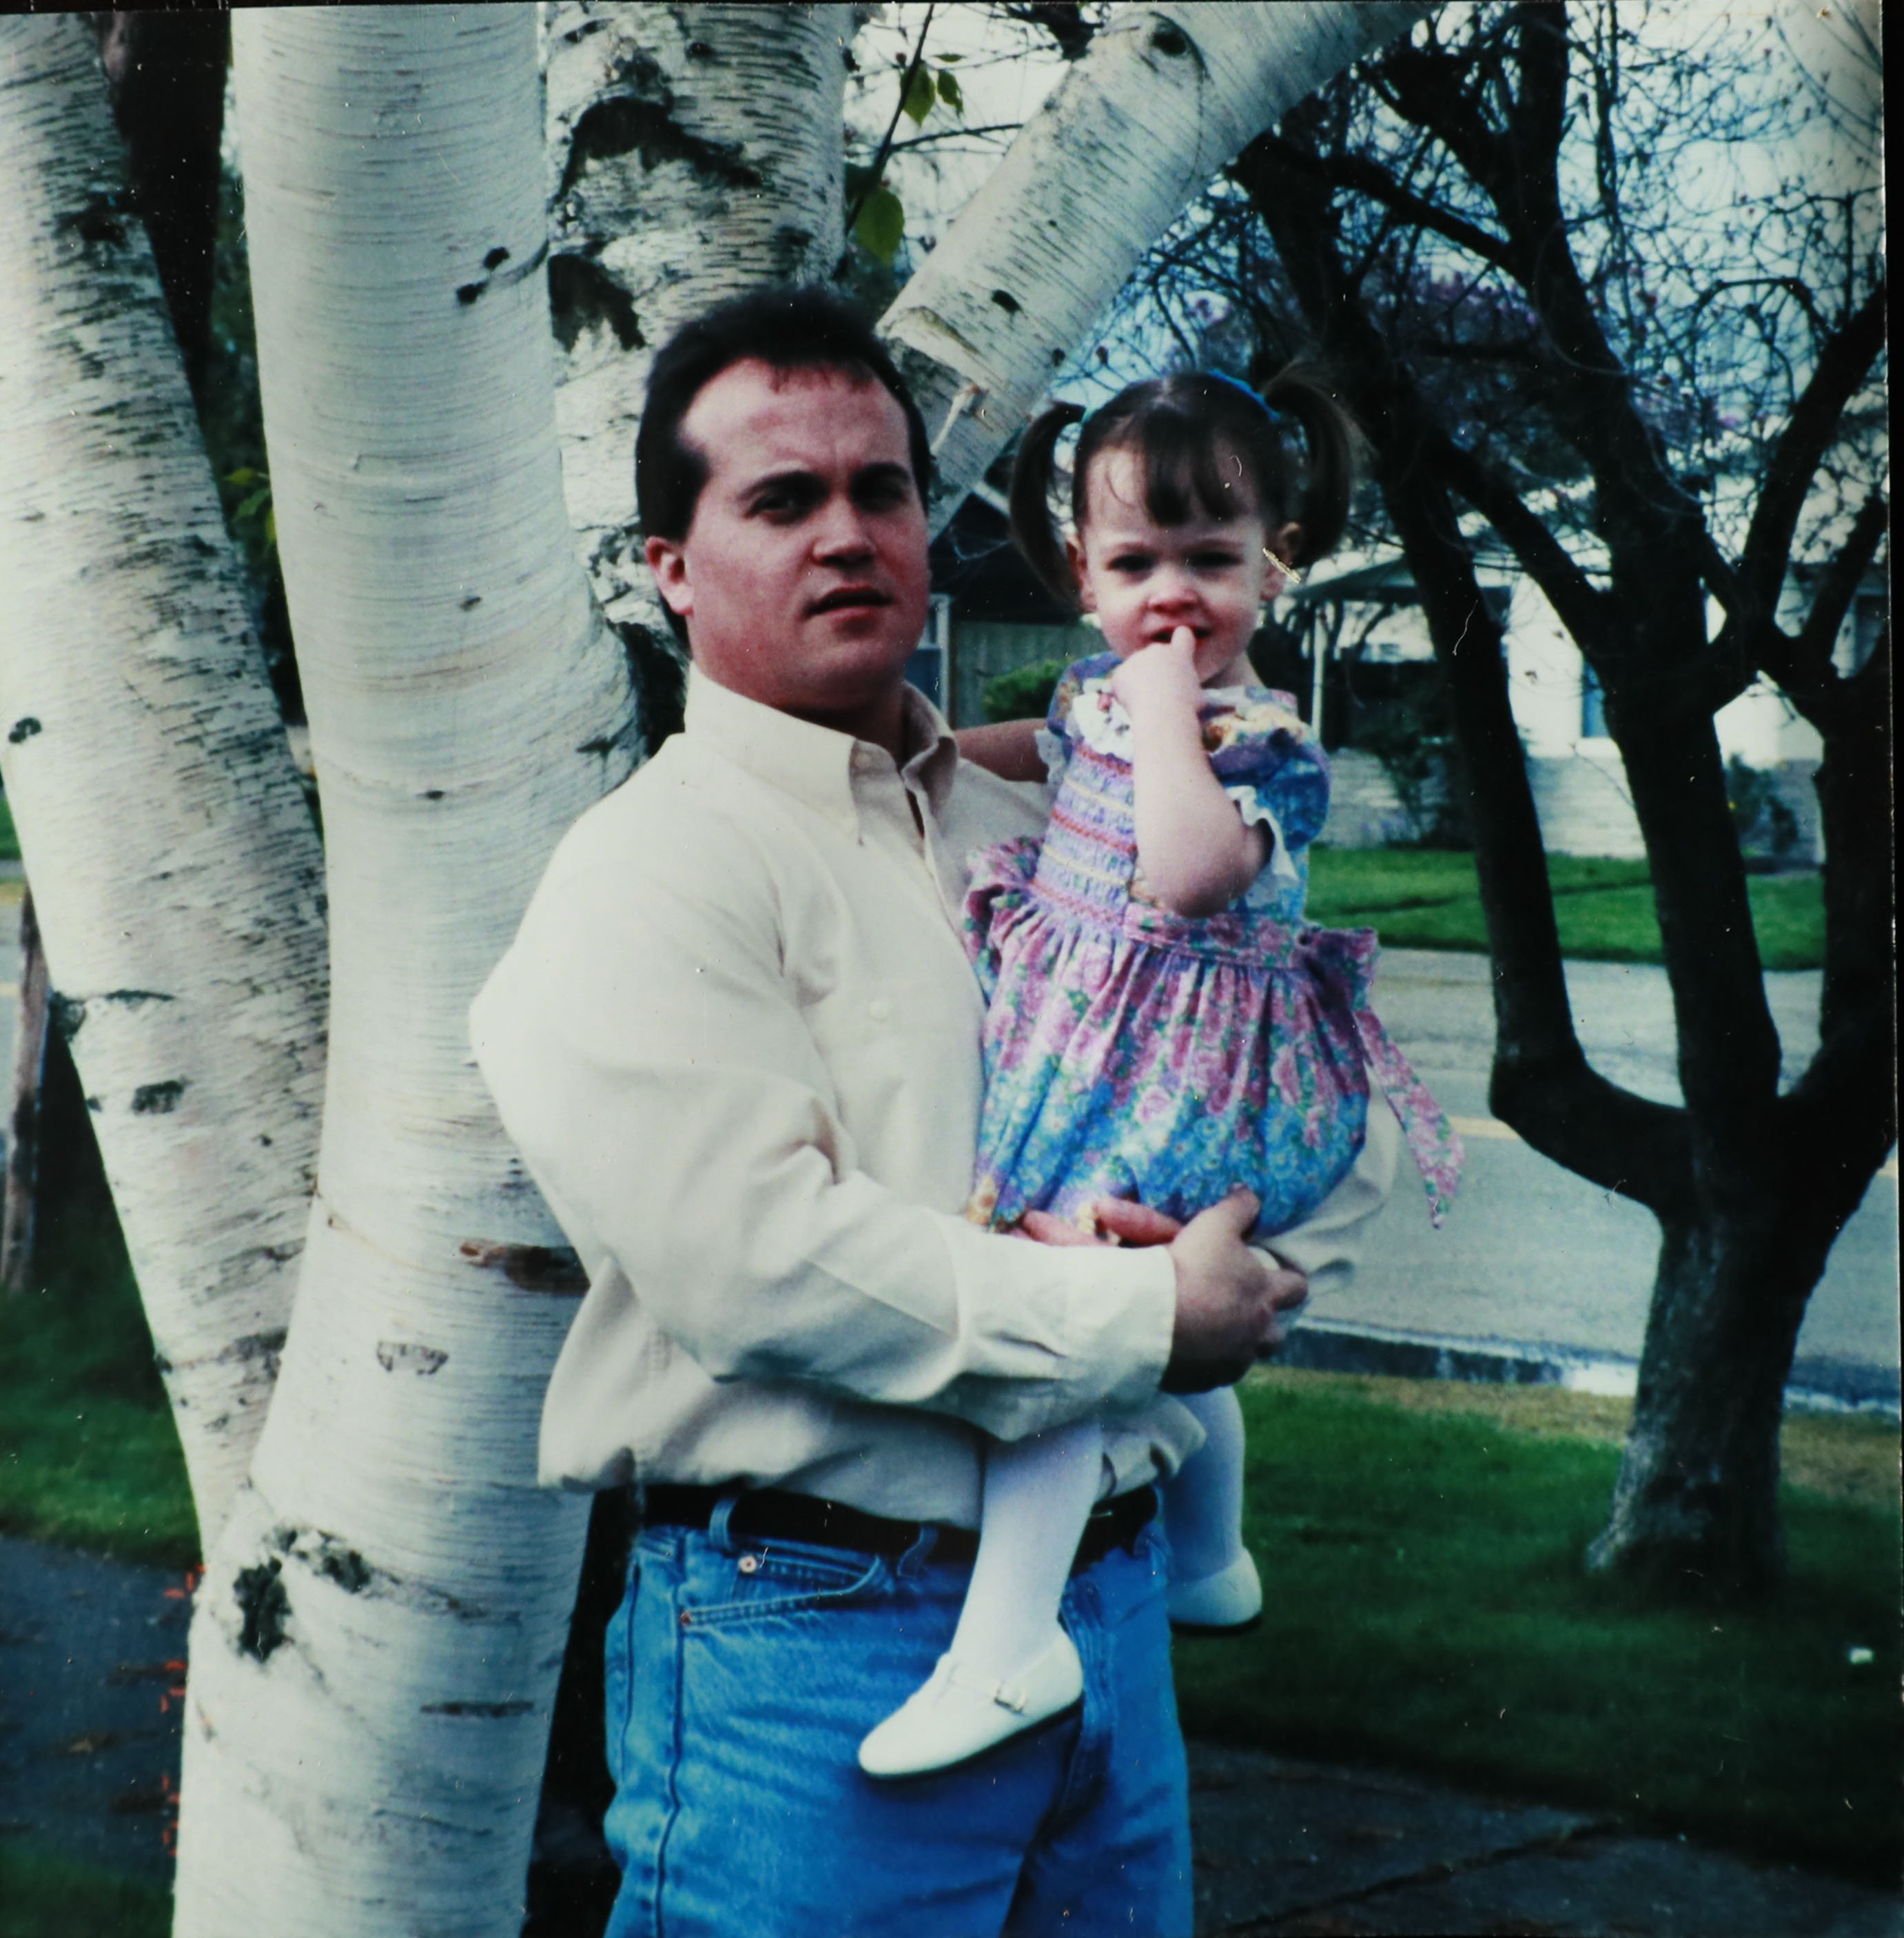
[812,495,875,562]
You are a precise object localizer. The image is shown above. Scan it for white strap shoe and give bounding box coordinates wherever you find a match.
[1167,1549,1263,1634]
[857,1631,1084,1779]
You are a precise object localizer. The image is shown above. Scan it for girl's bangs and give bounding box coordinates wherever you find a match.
[1125,412,1257,527]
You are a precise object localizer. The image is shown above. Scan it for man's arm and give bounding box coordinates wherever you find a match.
[471,802,1180,1447]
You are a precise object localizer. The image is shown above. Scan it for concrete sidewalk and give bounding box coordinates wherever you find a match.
[3,1534,1898,1936]
[1188,1742,1899,1937]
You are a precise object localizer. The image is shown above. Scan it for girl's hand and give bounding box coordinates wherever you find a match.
[1018,1199,1184,1247]
[1109,625,1203,720]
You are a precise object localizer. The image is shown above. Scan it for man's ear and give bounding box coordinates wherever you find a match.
[644,534,693,618]
[1267,521,1304,569]
[1065,532,1094,611]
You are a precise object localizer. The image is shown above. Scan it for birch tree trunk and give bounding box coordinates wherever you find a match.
[0,11,327,1547]
[542,1,854,734]
[1,888,50,1288]
[879,0,1433,531]
[174,10,641,1932]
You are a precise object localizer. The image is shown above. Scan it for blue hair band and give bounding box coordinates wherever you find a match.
[1206,369,1283,425]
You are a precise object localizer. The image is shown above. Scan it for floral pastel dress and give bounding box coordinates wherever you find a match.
[963,653,1462,1242]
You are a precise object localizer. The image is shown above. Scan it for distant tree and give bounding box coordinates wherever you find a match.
[1134,0,1887,1591]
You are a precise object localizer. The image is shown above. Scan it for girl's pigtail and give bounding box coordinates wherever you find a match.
[1253,361,1360,569]
[1008,401,1087,604]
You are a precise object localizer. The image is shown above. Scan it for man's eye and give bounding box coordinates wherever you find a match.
[856,476,913,511]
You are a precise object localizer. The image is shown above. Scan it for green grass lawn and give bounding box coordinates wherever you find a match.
[0,1847,170,1938]
[0,1221,199,1571]
[1175,1369,1902,1883]
[8,1236,1896,1886]
[1307,847,1825,970]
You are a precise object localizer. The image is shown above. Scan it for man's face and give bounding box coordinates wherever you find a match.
[644,360,931,724]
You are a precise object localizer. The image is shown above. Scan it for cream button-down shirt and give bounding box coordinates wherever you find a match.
[471,668,1195,1527]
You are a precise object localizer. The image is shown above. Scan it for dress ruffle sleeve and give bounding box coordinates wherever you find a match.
[1202,686,1330,881]
[1033,652,1115,787]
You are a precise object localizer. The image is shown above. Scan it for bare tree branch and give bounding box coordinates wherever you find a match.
[1737,278,1887,613]
[1236,132,1513,272]
[1793,490,1887,672]
[999,1,1096,61]
[1424,429,1611,648]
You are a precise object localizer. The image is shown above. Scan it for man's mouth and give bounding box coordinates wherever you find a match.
[808,586,891,616]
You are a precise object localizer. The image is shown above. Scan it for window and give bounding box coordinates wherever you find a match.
[906,595,952,711]
[1581,662,1608,739]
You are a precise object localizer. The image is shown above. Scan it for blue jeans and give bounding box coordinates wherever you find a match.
[602,1495,1192,1937]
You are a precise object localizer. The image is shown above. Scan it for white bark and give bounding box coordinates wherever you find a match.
[176,10,637,1932]
[0,11,327,1547]
[544,1,853,651]
[879,0,1435,531]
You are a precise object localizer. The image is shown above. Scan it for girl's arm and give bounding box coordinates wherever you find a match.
[955,717,1048,782]
[1112,631,1268,917]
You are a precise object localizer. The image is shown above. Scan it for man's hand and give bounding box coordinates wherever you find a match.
[1018,1189,1308,1394]
[1163,1190,1307,1391]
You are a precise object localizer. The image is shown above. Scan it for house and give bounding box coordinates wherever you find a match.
[927,491,1881,863]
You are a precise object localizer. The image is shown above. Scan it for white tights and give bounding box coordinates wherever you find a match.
[943,1387,1248,1679]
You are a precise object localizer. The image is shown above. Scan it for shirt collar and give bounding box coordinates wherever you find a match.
[684,666,960,828]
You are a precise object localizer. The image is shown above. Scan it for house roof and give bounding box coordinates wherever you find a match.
[930,491,1079,624]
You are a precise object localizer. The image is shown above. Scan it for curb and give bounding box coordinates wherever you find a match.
[1280,1318,1903,1422]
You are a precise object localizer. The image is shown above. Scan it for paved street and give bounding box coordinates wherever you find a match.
[1328,949,1898,1387]
[0,887,1894,1389]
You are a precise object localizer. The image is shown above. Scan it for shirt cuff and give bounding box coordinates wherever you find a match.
[934,1214,1178,1438]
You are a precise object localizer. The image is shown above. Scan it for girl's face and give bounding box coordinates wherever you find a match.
[1067,445,1299,686]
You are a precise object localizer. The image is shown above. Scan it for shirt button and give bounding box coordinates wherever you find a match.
[868,997,892,1022]
[737,1553,760,1575]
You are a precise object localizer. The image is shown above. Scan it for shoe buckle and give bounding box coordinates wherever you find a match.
[992,1680,1027,1714]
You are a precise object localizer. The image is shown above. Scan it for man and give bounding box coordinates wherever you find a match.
[471,287,1389,1937]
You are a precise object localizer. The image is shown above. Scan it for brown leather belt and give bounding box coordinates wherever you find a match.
[640,1482,1157,1575]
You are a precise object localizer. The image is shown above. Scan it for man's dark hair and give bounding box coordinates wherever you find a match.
[635,285,933,549]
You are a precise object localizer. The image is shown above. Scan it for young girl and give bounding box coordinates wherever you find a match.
[857,369,1462,1781]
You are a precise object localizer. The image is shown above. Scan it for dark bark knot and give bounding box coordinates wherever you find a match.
[420,1699,535,1718]
[557,92,761,205]
[234,1558,289,1662]
[455,241,549,307]
[548,252,644,353]
[312,1544,373,1594]
[460,1238,590,1294]
[990,289,1022,316]
[1148,23,1191,58]
[376,1340,449,1376]
[50,993,86,1042]
[8,717,41,744]
[131,1079,187,1115]
[57,192,131,248]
